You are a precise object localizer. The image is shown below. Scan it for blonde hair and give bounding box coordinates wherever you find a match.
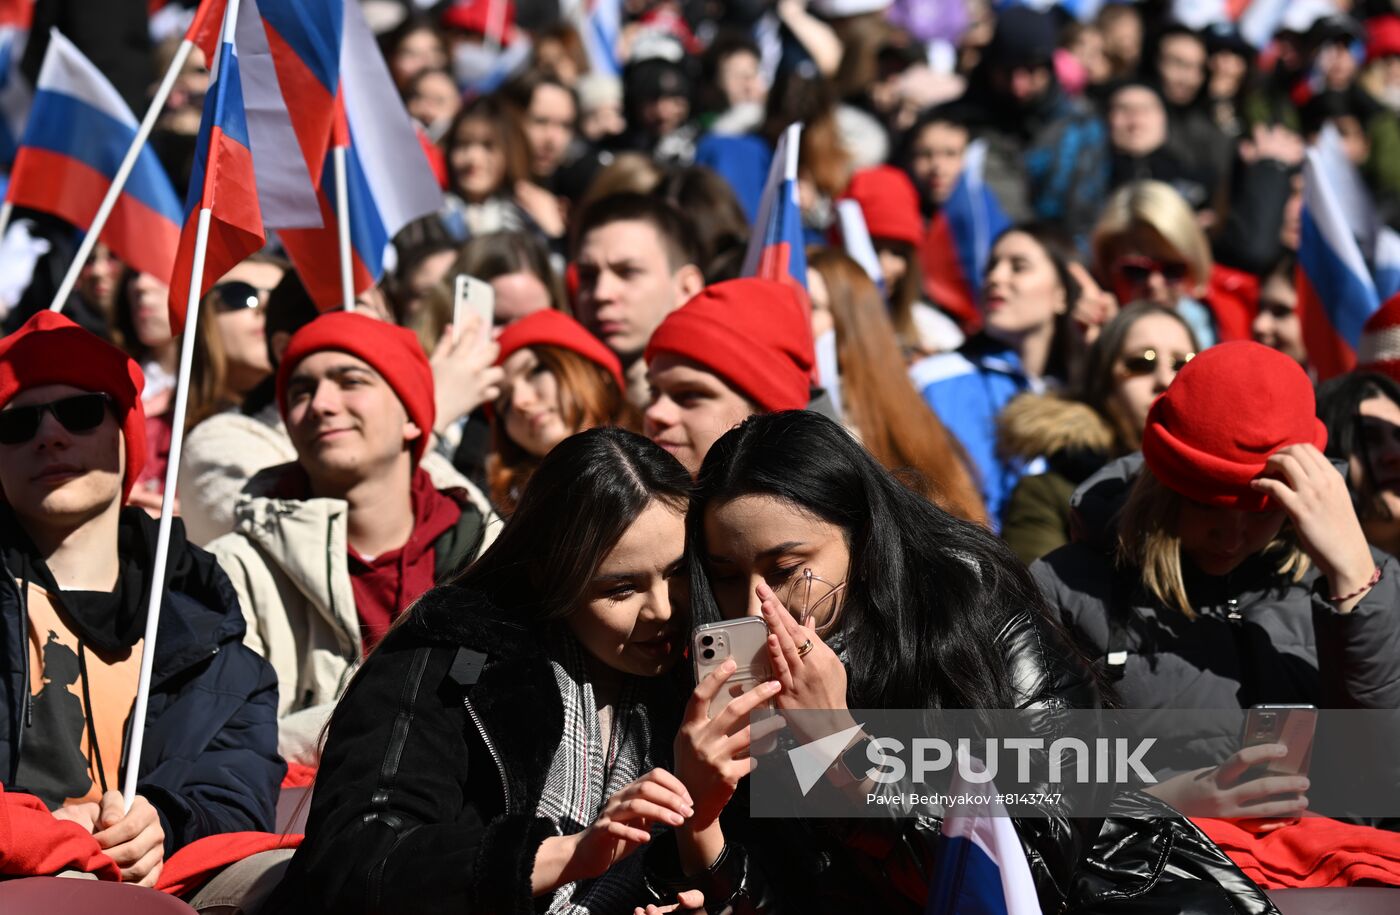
[1116,469,1309,619]
[1091,180,1212,289]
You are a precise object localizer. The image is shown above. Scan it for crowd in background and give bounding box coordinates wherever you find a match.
[5,0,1400,912]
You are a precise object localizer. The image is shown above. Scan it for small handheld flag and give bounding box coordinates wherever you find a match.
[926,761,1043,915]
[920,139,1009,334]
[743,122,808,295]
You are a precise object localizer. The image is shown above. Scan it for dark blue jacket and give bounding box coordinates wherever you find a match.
[1,510,284,854]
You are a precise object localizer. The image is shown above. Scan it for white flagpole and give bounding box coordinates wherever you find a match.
[48,38,195,312]
[0,201,13,242]
[334,144,354,310]
[122,0,239,811]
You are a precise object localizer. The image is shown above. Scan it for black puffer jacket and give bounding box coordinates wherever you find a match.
[644,608,1105,914]
[1033,454,1400,774]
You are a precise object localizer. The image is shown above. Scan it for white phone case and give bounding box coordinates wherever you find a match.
[693,617,774,719]
[452,274,495,345]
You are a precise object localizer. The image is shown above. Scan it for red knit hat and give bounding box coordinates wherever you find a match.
[0,311,147,502]
[1142,341,1327,512]
[1367,15,1400,62]
[644,278,814,412]
[496,309,626,392]
[842,165,924,248]
[1358,292,1400,384]
[441,0,516,44]
[276,312,436,462]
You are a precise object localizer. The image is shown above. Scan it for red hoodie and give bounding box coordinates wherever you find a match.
[347,468,462,653]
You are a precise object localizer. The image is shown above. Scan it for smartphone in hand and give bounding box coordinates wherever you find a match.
[693,617,774,719]
[452,274,495,345]
[1240,703,1317,780]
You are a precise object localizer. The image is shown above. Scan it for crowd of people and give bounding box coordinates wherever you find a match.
[5,0,1400,912]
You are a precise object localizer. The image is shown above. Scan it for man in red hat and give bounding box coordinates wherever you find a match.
[208,312,495,766]
[0,312,282,884]
[644,278,816,475]
[573,193,706,408]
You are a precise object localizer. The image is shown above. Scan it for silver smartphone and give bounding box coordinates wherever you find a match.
[1241,704,1317,779]
[692,617,774,720]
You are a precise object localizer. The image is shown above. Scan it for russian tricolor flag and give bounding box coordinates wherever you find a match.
[167,11,263,333]
[278,0,443,310]
[5,30,181,281]
[920,139,1009,334]
[926,765,1042,915]
[1296,147,1383,381]
[743,122,808,296]
[577,0,623,78]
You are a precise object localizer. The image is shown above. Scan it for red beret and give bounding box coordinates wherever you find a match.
[276,312,435,462]
[496,309,626,392]
[0,311,147,502]
[1142,341,1327,512]
[645,278,814,413]
[842,165,924,248]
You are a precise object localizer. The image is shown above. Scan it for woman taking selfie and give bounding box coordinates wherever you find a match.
[489,309,641,512]
[269,428,696,914]
[643,409,1100,913]
[1033,343,1400,818]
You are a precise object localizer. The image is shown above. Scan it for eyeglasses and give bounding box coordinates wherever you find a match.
[779,568,847,636]
[1120,348,1194,376]
[1114,256,1191,286]
[210,281,268,313]
[0,393,112,445]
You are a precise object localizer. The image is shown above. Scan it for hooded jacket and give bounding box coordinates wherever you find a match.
[998,392,1117,565]
[1032,454,1400,775]
[0,507,283,854]
[207,458,495,766]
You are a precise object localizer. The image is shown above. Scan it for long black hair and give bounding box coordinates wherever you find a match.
[1318,371,1400,520]
[687,410,1052,711]
[452,427,692,623]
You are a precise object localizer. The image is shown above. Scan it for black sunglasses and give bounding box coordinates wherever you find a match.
[1120,348,1195,377]
[0,393,113,445]
[1115,256,1191,286]
[210,281,267,313]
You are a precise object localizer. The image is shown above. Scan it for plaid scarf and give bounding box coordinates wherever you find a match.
[537,630,654,914]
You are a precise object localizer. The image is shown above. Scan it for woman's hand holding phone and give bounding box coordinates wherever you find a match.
[1143,743,1310,830]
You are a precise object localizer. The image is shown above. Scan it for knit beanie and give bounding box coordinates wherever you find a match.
[0,311,147,502]
[985,6,1057,69]
[1142,341,1327,511]
[1358,292,1400,383]
[276,312,436,462]
[496,309,626,392]
[644,278,814,412]
[843,165,924,248]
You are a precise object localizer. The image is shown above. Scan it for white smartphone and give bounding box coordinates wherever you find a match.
[452,274,495,345]
[1241,704,1318,779]
[693,617,774,720]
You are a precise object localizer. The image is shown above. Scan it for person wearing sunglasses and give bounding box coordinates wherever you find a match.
[0,312,282,885]
[185,256,286,432]
[1090,179,1245,349]
[999,302,1198,563]
[1033,342,1400,823]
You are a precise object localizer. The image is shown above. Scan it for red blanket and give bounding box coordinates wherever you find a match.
[1194,815,1400,888]
[0,784,120,880]
[156,832,302,897]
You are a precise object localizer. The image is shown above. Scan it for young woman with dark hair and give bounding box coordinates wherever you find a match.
[807,248,986,525]
[441,95,564,240]
[488,310,641,512]
[268,428,700,914]
[642,409,1100,913]
[1317,370,1400,558]
[912,222,1082,526]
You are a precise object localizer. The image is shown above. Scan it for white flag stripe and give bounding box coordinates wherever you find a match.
[36,31,135,127]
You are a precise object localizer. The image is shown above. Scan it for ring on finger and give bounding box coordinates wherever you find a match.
[796,639,814,658]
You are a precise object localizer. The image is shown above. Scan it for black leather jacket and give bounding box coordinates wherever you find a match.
[644,609,1281,915]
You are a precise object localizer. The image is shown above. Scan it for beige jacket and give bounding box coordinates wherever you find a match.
[179,403,296,547]
[207,458,500,765]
